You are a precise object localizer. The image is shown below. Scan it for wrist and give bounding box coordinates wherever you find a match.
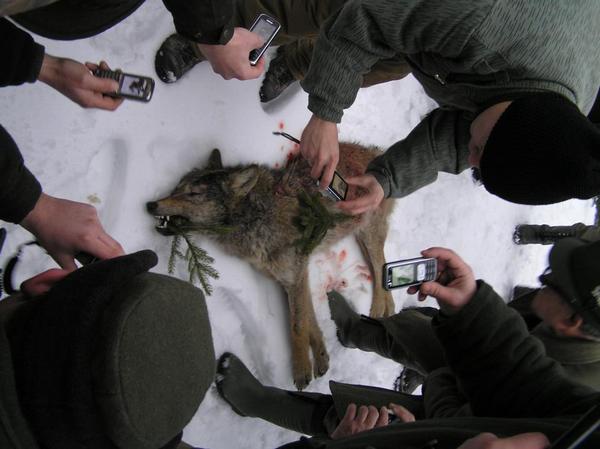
[21,192,50,235]
[38,54,59,85]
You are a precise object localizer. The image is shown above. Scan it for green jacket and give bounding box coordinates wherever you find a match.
[301,0,600,198]
[278,282,600,449]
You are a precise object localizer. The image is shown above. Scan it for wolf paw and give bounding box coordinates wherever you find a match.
[313,347,330,378]
[293,367,313,391]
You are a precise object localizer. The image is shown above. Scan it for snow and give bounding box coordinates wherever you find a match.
[0,1,595,448]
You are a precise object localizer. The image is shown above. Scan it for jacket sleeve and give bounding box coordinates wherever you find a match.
[0,125,42,223]
[161,0,234,45]
[366,108,471,198]
[0,18,45,87]
[300,0,489,122]
[433,281,599,418]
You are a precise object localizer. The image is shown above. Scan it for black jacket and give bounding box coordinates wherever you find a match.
[2,0,234,86]
[0,125,41,223]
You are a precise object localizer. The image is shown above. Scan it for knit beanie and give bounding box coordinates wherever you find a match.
[480,93,600,205]
[543,238,600,332]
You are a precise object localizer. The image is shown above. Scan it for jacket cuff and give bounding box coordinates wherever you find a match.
[3,165,42,224]
[366,166,391,198]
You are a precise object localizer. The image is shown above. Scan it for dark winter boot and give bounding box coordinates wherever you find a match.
[215,353,332,435]
[259,46,298,103]
[327,291,391,353]
[393,367,425,394]
[513,223,587,245]
[155,34,205,83]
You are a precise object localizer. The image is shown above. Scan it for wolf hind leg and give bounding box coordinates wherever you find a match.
[286,270,327,389]
[355,208,395,318]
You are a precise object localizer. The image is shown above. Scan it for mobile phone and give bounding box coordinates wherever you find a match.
[248,14,281,66]
[318,171,348,201]
[93,69,155,102]
[382,257,437,290]
[549,403,600,449]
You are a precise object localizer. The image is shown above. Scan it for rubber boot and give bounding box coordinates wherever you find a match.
[216,353,332,436]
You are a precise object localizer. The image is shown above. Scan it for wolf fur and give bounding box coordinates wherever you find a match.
[147,143,394,389]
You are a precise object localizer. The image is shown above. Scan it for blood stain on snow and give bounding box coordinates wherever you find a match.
[278,121,285,130]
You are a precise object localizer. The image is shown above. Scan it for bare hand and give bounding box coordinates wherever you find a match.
[336,174,384,215]
[407,247,476,315]
[197,27,266,80]
[20,193,125,271]
[388,403,416,423]
[38,55,124,110]
[300,115,339,186]
[457,432,549,449]
[20,268,70,297]
[330,403,389,439]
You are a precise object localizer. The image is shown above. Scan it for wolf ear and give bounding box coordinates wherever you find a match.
[206,149,223,170]
[229,166,260,198]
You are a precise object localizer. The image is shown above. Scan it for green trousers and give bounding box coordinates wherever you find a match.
[232,0,411,86]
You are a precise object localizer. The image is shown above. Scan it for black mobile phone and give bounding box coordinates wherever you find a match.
[317,171,348,201]
[248,13,281,66]
[93,68,155,102]
[549,403,600,449]
[382,257,437,290]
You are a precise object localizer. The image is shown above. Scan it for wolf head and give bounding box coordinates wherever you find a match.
[146,149,263,235]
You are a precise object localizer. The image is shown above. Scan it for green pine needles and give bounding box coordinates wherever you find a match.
[293,190,351,254]
[168,232,219,296]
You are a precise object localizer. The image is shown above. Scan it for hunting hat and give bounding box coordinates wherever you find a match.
[542,238,600,331]
[0,250,215,449]
[11,0,144,40]
[480,93,600,205]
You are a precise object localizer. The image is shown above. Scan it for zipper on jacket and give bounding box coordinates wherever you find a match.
[433,74,446,85]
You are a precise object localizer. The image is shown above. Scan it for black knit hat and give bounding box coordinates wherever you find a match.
[480,93,600,205]
[543,238,600,332]
[0,250,215,449]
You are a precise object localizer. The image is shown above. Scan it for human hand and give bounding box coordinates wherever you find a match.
[457,432,549,449]
[37,55,124,110]
[407,247,477,315]
[330,403,389,439]
[197,27,266,80]
[336,173,384,215]
[300,115,339,186]
[20,268,70,297]
[20,193,124,271]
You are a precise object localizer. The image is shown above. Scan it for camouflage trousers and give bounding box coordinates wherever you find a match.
[233,0,411,86]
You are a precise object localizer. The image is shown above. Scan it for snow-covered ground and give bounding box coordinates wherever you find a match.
[0,1,596,448]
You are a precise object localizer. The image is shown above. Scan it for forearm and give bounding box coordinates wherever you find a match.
[0,18,45,87]
[366,109,471,198]
[434,281,598,417]
[0,125,42,223]
[161,0,234,44]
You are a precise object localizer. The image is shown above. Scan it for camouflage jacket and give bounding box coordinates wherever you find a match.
[301,0,600,199]
[278,281,600,449]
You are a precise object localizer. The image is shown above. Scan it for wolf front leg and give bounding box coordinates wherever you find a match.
[286,269,329,390]
[355,201,395,318]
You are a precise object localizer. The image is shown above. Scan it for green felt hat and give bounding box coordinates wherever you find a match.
[0,250,215,449]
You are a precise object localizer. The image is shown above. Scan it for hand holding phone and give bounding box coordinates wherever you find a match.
[248,14,281,65]
[383,257,437,290]
[317,170,349,201]
[407,248,477,315]
[93,68,155,102]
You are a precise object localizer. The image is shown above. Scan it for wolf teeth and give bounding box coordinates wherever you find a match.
[155,215,170,229]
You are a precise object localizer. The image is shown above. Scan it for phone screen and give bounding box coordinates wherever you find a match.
[121,74,148,97]
[252,18,278,42]
[329,172,348,199]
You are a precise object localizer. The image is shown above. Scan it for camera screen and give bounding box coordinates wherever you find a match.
[391,264,416,286]
[252,18,278,42]
[121,75,148,97]
[330,172,348,198]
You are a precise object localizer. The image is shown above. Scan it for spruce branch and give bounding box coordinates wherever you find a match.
[293,190,351,254]
[167,231,219,296]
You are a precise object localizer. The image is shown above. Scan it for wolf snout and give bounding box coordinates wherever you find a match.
[146,201,158,213]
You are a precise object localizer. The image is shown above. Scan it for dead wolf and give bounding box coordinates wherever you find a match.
[146,143,395,389]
